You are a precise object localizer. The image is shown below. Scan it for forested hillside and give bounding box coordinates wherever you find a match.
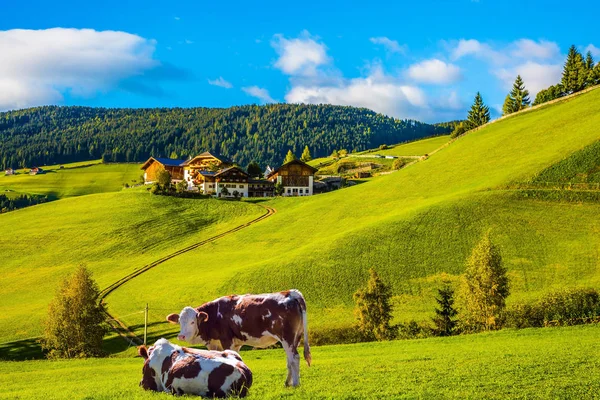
[0,104,449,169]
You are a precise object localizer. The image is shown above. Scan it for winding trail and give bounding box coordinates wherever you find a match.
[99,204,276,345]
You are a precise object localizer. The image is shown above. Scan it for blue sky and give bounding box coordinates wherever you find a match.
[1,0,598,122]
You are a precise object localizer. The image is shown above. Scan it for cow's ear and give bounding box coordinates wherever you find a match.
[197,311,209,323]
[166,313,180,324]
[138,346,149,360]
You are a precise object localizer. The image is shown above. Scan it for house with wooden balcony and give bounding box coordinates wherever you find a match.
[266,159,318,196]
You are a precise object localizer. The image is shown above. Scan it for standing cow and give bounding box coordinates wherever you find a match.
[139,338,252,397]
[166,289,311,387]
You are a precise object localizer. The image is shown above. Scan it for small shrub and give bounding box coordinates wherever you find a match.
[392,158,407,170]
[397,320,431,339]
[379,144,388,150]
[149,183,161,194]
[175,180,187,193]
[40,266,106,359]
[353,268,395,341]
[156,169,172,190]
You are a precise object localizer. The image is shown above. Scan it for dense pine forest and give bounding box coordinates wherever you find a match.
[0,104,450,169]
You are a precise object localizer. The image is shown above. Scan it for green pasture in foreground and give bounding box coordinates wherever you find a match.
[0,161,140,199]
[0,325,598,399]
[107,88,600,342]
[0,192,264,342]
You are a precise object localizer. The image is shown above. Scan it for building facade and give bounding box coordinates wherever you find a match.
[267,159,317,197]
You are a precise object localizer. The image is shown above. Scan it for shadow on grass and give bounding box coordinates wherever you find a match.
[0,338,45,361]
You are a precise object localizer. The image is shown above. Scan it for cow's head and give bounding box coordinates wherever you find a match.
[138,339,176,392]
[166,306,209,344]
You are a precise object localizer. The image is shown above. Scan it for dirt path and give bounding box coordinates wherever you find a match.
[99,204,276,345]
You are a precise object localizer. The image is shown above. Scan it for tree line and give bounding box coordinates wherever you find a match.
[0,193,48,213]
[0,104,451,170]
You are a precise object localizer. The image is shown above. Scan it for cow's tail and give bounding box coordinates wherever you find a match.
[289,289,311,366]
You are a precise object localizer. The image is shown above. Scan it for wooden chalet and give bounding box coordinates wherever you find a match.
[267,159,317,196]
[141,157,186,183]
[29,167,44,175]
[4,168,15,176]
[214,166,249,197]
[183,152,233,190]
[248,179,275,197]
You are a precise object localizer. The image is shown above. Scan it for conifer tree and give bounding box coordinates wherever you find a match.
[585,52,596,87]
[283,149,296,164]
[41,266,106,359]
[466,92,491,129]
[300,146,312,162]
[432,284,458,336]
[459,232,510,331]
[509,75,530,112]
[502,94,515,116]
[353,268,394,341]
[562,45,587,94]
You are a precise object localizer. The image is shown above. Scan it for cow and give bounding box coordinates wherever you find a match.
[138,338,252,397]
[166,289,311,387]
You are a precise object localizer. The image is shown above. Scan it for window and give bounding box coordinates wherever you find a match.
[299,189,303,194]
[239,185,244,188]
[287,189,291,194]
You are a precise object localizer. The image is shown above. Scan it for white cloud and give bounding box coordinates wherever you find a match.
[495,61,562,97]
[511,39,560,60]
[0,28,158,111]
[285,65,431,120]
[407,59,461,84]
[370,37,407,54]
[208,77,233,89]
[271,31,330,76]
[242,86,276,103]
[585,44,600,57]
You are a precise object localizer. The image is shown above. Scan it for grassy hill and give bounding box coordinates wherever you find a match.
[1,325,598,399]
[98,87,600,343]
[1,88,600,354]
[0,161,140,199]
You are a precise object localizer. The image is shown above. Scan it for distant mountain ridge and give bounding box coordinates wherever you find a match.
[0,104,451,169]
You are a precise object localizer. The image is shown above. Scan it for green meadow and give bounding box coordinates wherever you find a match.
[0,161,141,199]
[0,87,599,398]
[361,134,451,156]
[0,325,598,399]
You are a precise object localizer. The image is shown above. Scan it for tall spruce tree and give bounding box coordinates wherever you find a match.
[300,145,312,162]
[509,75,530,112]
[502,94,515,116]
[562,45,587,94]
[432,284,458,336]
[585,52,596,87]
[283,149,296,164]
[466,92,491,129]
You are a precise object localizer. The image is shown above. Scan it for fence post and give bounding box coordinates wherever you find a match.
[144,303,148,346]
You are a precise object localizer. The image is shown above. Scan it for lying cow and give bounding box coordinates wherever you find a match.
[166,289,311,387]
[138,338,252,397]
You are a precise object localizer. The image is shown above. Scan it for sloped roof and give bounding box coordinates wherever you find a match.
[141,157,186,170]
[183,151,233,166]
[266,158,318,178]
[214,166,249,177]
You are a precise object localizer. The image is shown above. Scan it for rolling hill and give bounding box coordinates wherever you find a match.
[1,87,599,349]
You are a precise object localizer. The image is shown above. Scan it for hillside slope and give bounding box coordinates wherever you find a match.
[0,104,449,170]
[105,87,600,340]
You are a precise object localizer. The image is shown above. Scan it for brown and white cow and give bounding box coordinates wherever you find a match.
[138,338,252,397]
[166,289,311,387]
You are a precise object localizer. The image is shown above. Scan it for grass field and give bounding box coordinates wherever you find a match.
[0,191,264,342]
[0,161,141,199]
[360,134,451,156]
[0,324,598,399]
[101,87,600,342]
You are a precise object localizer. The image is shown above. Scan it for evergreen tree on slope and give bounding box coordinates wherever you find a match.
[466,92,491,129]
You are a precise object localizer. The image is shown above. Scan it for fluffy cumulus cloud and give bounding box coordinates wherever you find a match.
[208,77,233,89]
[495,62,562,96]
[286,65,432,120]
[450,39,507,63]
[242,86,276,103]
[369,37,407,54]
[585,44,600,57]
[407,59,461,84]
[0,28,160,111]
[511,39,560,60]
[271,31,330,76]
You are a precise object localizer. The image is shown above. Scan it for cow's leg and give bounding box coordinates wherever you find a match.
[282,341,300,387]
[207,340,224,351]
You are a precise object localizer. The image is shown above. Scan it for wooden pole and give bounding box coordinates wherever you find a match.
[144,303,148,346]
